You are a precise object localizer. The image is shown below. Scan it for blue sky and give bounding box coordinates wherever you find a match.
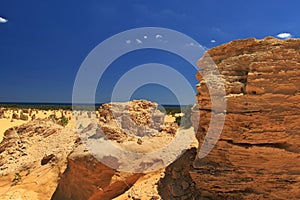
[0,0,299,104]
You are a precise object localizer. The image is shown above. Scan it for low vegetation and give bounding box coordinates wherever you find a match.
[174,105,193,128]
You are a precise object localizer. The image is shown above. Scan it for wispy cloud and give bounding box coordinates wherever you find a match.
[0,17,8,23]
[136,39,142,44]
[277,32,292,39]
[155,34,163,39]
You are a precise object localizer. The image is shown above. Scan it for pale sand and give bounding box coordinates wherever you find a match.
[0,109,74,142]
[0,109,176,143]
[0,119,28,142]
[0,107,177,143]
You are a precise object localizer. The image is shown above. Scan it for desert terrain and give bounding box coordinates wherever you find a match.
[0,37,299,199]
[0,101,189,200]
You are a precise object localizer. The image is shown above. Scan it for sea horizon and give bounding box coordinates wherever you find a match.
[0,102,183,107]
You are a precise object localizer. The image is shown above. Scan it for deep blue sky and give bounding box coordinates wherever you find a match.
[0,0,299,104]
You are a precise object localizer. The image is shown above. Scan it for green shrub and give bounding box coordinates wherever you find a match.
[175,105,193,129]
[56,116,69,127]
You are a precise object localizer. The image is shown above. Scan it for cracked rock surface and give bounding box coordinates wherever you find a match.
[192,37,300,199]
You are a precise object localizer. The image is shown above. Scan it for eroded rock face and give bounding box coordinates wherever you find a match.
[192,37,300,199]
[51,143,142,200]
[0,119,77,200]
[158,148,201,200]
[98,100,166,138]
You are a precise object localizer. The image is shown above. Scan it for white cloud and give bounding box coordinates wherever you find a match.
[277,32,292,39]
[126,40,131,44]
[210,39,216,43]
[144,35,148,39]
[136,39,142,44]
[155,34,163,39]
[0,17,8,23]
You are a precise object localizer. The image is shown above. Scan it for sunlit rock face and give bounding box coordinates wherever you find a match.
[192,37,300,199]
[98,100,165,138]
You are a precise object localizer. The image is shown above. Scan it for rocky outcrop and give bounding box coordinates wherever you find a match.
[0,119,77,199]
[0,108,4,118]
[20,113,29,121]
[51,143,142,200]
[192,37,300,199]
[98,100,166,138]
[12,112,19,120]
[53,100,182,199]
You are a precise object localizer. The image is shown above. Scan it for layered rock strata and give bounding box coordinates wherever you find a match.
[192,37,300,199]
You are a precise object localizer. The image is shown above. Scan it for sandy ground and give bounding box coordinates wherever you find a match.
[0,109,74,142]
[0,108,176,142]
[0,108,186,199]
[0,119,27,142]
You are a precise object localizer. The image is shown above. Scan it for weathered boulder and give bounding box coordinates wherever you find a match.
[192,37,300,199]
[19,113,29,121]
[51,143,142,200]
[97,100,176,141]
[12,112,19,120]
[0,109,4,118]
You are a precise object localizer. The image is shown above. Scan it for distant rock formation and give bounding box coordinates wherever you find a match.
[0,109,4,119]
[12,112,19,120]
[19,112,29,121]
[98,100,166,138]
[192,37,300,199]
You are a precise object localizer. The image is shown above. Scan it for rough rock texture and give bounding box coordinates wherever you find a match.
[97,100,176,142]
[158,148,201,200]
[0,119,76,175]
[0,119,77,199]
[192,37,300,199]
[0,108,4,118]
[12,112,19,120]
[52,100,181,199]
[51,143,143,200]
[20,113,29,121]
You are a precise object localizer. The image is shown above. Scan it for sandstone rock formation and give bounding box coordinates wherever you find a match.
[74,100,182,172]
[2,37,299,200]
[98,100,166,138]
[158,148,201,199]
[0,119,77,199]
[0,109,158,200]
[20,112,29,121]
[51,142,143,200]
[12,112,19,120]
[192,37,300,199]
[51,100,184,199]
[0,108,4,119]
